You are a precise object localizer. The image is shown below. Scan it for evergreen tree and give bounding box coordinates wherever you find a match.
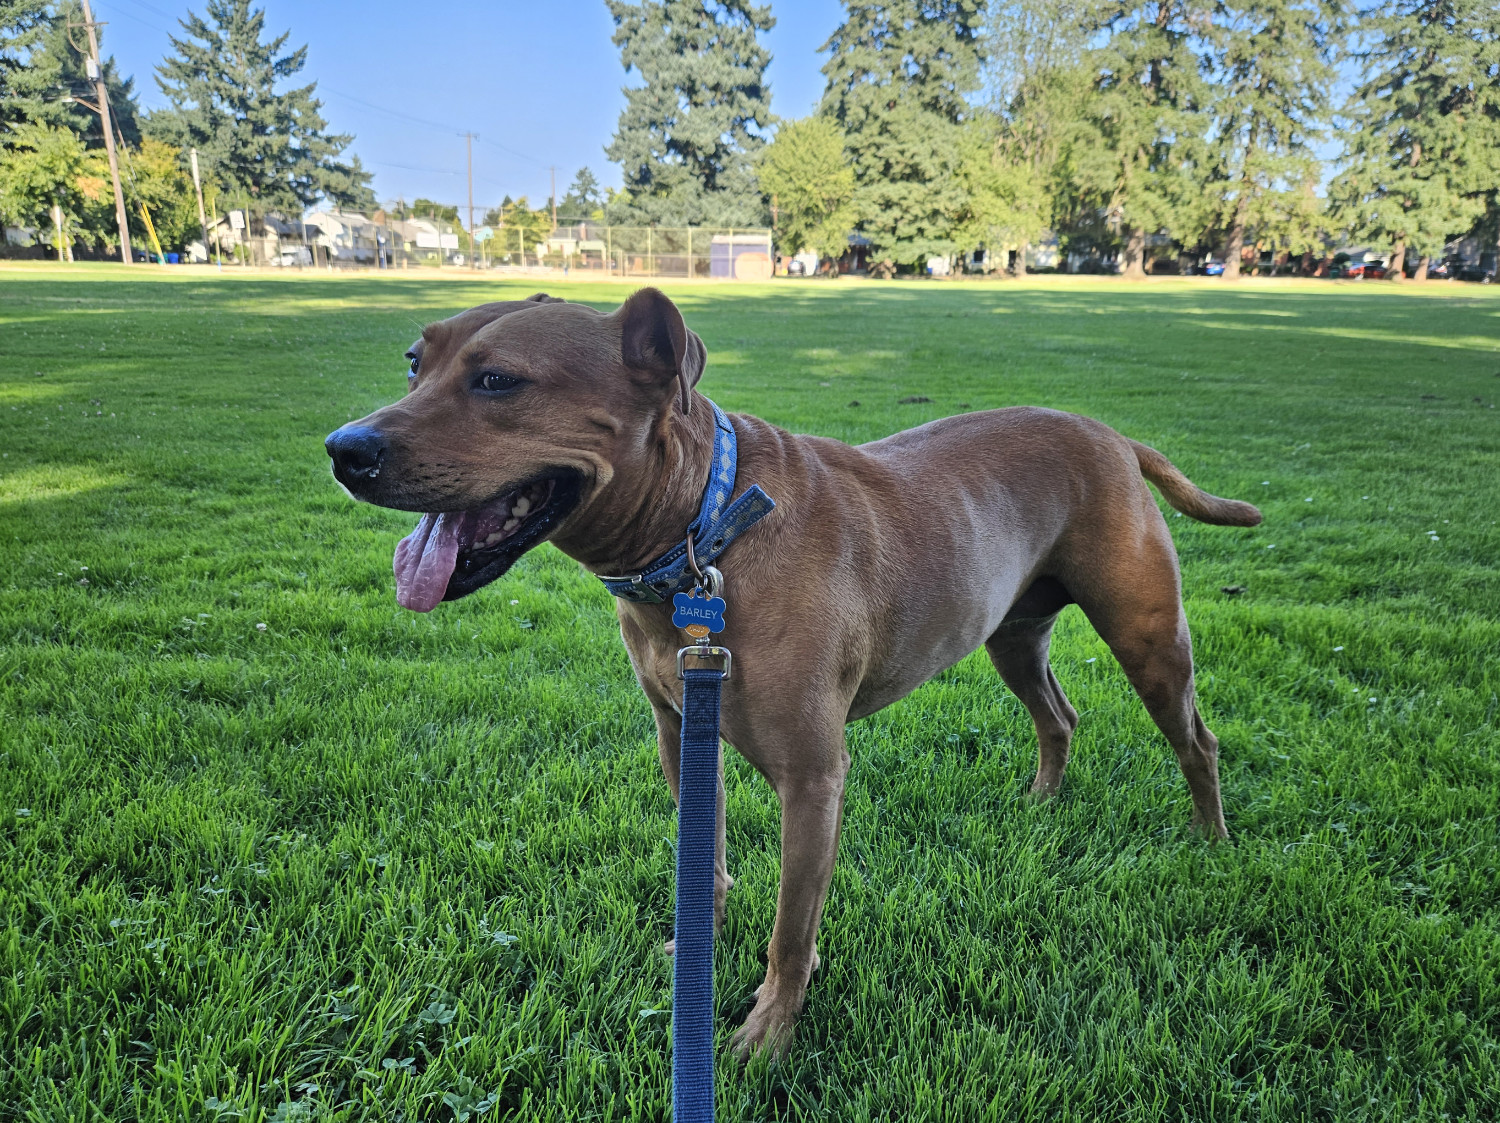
[1071,0,1212,277]
[757,114,857,259]
[147,0,372,216]
[2,1,139,144]
[0,0,49,131]
[819,0,984,269]
[1208,0,1340,278]
[604,0,774,226]
[559,166,604,219]
[31,3,141,144]
[1330,0,1500,280]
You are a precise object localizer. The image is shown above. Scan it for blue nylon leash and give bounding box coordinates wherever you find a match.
[597,396,769,1119]
[673,666,724,1123]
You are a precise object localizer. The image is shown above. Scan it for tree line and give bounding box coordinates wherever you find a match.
[0,0,371,259]
[606,0,1500,277]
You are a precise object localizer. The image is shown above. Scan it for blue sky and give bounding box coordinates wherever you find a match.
[91,0,847,212]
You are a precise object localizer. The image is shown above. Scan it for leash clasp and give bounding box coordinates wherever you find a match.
[684,531,724,600]
[677,642,731,680]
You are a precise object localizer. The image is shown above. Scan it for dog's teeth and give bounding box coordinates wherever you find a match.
[512,496,531,516]
[503,517,519,531]
[481,531,503,547]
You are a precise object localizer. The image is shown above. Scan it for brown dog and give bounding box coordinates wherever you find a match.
[325,288,1261,1059]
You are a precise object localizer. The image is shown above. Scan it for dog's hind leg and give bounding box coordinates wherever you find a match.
[986,611,1078,798]
[1067,523,1229,839]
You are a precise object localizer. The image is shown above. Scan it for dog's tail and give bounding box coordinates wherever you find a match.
[1130,441,1263,527]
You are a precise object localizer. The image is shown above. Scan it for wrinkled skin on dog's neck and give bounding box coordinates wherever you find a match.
[552,394,719,577]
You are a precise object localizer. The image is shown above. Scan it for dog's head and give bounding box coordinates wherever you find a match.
[325,288,706,611]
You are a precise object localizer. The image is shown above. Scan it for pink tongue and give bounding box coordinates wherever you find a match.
[393,512,464,612]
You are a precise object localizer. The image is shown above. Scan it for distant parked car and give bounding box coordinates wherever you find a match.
[785,250,819,276]
[272,246,312,267]
[1331,257,1385,279]
[1198,259,1225,276]
[1458,253,1497,283]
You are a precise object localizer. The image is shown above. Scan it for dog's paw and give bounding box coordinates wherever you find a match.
[1026,777,1063,801]
[1192,817,1230,842]
[728,996,800,1064]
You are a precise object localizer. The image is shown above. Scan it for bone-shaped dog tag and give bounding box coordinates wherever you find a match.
[672,589,726,638]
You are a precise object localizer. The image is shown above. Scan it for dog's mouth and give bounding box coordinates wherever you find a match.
[392,471,582,611]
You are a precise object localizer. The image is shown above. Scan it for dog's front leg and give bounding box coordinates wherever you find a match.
[729,720,851,1062]
[649,695,732,951]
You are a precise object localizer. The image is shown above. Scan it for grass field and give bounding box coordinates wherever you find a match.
[1,266,1498,1122]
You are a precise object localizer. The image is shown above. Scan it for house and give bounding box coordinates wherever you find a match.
[835,233,873,274]
[205,210,306,265]
[304,209,385,264]
[389,217,459,260]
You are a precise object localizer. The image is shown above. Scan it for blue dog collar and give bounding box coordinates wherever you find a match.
[599,401,775,604]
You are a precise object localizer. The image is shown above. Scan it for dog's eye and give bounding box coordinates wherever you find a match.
[478,371,523,394]
[405,353,418,379]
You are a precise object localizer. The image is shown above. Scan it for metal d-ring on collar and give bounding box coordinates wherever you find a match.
[598,400,775,604]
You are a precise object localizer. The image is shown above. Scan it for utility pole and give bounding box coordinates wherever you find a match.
[771,193,778,274]
[77,0,131,265]
[462,132,478,270]
[189,149,212,268]
[550,166,557,230]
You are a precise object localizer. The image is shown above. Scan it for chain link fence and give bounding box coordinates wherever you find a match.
[205,210,774,278]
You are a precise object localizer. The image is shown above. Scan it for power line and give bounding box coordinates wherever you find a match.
[369,160,462,176]
[322,85,550,169]
[91,0,173,37]
[110,0,182,26]
[322,86,465,134]
[367,160,515,198]
[477,134,549,169]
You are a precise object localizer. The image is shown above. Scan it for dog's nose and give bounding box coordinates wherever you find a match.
[325,425,387,479]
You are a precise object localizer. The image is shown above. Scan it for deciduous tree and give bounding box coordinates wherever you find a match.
[978,0,1093,271]
[756,115,856,259]
[120,136,199,252]
[492,196,551,258]
[0,120,111,254]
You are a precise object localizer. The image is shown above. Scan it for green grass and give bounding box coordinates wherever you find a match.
[1,266,1498,1122]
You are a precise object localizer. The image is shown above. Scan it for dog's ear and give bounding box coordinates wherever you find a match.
[616,286,704,415]
[524,292,565,304]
